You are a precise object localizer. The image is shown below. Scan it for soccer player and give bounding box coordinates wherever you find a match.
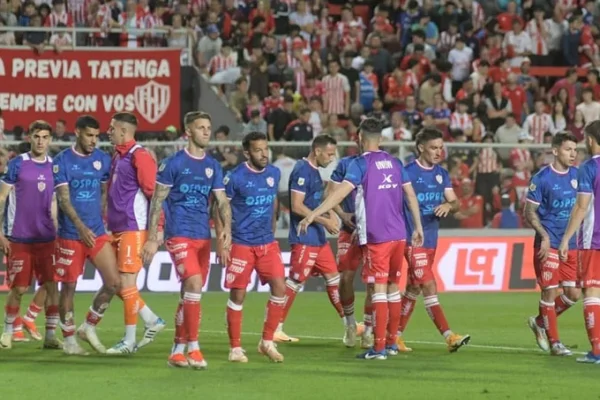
[275,135,343,342]
[396,128,471,353]
[525,132,580,356]
[298,118,424,360]
[104,112,165,355]
[327,155,373,349]
[0,120,61,350]
[53,115,120,355]
[558,120,600,364]
[141,111,231,370]
[217,131,285,363]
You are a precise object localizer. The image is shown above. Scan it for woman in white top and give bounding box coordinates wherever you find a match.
[551,100,568,132]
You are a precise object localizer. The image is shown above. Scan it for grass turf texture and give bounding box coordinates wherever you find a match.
[0,292,598,400]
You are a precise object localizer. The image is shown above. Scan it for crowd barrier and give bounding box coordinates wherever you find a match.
[0,230,538,293]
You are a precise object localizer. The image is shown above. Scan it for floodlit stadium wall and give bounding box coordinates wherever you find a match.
[0,229,538,293]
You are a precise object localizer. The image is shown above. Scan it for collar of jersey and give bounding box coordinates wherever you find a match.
[115,140,137,156]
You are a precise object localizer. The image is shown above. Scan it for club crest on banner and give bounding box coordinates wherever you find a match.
[134,80,171,124]
[205,168,213,178]
[93,161,102,170]
[266,177,274,187]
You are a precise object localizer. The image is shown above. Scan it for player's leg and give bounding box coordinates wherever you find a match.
[21,284,46,341]
[338,233,363,347]
[32,241,61,349]
[224,244,255,363]
[317,244,344,321]
[528,249,551,351]
[554,250,581,318]
[357,243,390,360]
[1,243,34,349]
[256,242,286,362]
[360,283,374,349]
[55,239,89,355]
[576,250,600,363]
[396,246,421,352]
[77,237,120,354]
[274,244,315,342]
[384,240,405,356]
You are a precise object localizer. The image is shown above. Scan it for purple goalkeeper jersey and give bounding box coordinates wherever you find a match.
[577,155,600,249]
[2,153,55,243]
[343,150,411,245]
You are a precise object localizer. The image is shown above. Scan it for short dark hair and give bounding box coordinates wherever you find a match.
[112,112,138,126]
[57,119,66,125]
[242,131,268,151]
[311,134,337,150]
[184,111,211,126]
[215,125,230,136]
[584,120,600,145]
[300,107,311,115]
[358,117,382,137]
[29,120,52,135]
[75,115,100,130]
[415,127,444,148]
[552,131,579,147]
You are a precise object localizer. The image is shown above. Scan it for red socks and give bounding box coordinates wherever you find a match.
[386,291,401,346]
[539,300,559,344]
[398,291,417,334]
[325,275,344,318]
[174,299,186,345]
[583,297,600,356]
[372,292,388,352]
[183,292,201,343]
[281,279,301,324]
[424,295,450,335]
[226,300,243,348]
[262,296,285,341]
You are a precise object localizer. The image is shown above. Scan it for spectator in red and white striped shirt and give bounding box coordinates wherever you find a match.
[208,41,237,75]
[45,0,73,27]
[49,22,73,51]
[450,100,474,137]
[144,1,167,47]
[522,100,556,143]
[67,0,90,26]
[322,59,350,116]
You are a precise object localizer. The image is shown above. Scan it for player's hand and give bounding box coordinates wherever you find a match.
[141,240,159,265]
[0,234,11,257]
[77,224,96,248]
[339,211,355,230]
[538,236,550,263]
[411,229,424,248]
[219,229,232,252]
[434,203,452,218]
[558,240,568,262]
[324,217,340,235]
[297,214,315,236]
[156,231,164,247]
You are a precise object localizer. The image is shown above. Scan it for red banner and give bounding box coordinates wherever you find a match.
[0,49,180,132]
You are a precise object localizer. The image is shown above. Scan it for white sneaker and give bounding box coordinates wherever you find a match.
[106,340,137,355]
[229,347,249,363]
[63,339,90,356]
[343,323,357,348]
[528,316,550,352]
[551,342,572,356]
[361,330,374,349]
[137,318,166,349]
[0,332,12,349]
[258,340,284,363]
[77,324,106,354]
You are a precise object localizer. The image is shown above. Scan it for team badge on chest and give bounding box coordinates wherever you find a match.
[435,174,442,184]
[571,179,578,189]
[37,182,46,192]
[205,168,213,178]
[93,161,102,171]
[266,177,274,187]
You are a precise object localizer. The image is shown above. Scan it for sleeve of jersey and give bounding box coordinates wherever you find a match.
[132,150,158,199]
[329,161,345,184]
[578,162,595,195]
[400,165,411,186]
[442,170,453,190]
[211,162,225,192]
[101,153,111,183]
[343,158,365,188]
[290,166,307,194]
[2,158,20,186]
[53,156,68,188]
[156,158,175,187]
[224,172,235,200]
[526,175,543,204]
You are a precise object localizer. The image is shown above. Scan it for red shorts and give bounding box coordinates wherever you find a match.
[289,243,338,282]
[337,231,362,272]
[404,246,436,286]
[579,249,600,288]
[166,237,210,282]
[362,240,406,285]
[6,241,56,288]
[54,235,111,283]
[533,248,579,289]
[225,242,285,289]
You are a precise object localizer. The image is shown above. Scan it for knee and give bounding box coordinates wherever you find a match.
[183,274,203,293]
[421,281,436,296]
[565,288,581,303]
[270,278,286,298]
[285,277,303,293]
[10,286,28,298]
[406,284,421,296]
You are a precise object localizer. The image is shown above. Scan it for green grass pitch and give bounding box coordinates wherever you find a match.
[1,292,598,400]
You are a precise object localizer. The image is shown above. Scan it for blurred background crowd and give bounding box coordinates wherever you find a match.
[1,0,599,229]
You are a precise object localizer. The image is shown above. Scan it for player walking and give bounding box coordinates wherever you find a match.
[275,135,344,343]
[0,121,61,350]
[327,155,373,349]
[559,121,600,364]
[217,132,285,363]
[104,112,165,355]
[397,128,471,353]
[53,115,121,355]
[298,118,424,360]
[525,132,580,356]
[141,111,231,370]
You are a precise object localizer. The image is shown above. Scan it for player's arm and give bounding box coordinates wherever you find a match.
[55,185,86,230]
[325,180,347,219]
[403,183,423,233]
[435,187,459,217]
[272,196,279,234]
[212,190,232,234]
[300,182,354,221]
[51,193,58,231]
[101,181,108,218]
[291,190,340,226]
[0,182,12,236]
[146,182,171,243]
[523,201,548,241]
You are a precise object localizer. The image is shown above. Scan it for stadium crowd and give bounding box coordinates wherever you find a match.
[1,0,600,228]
